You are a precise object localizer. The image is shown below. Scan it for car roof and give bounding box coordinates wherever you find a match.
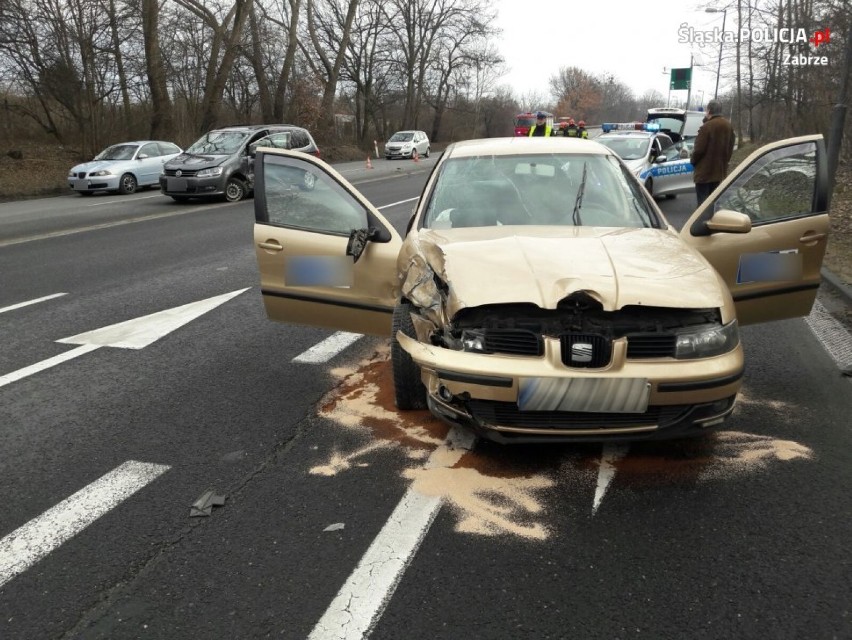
[444,137,612,158]
[598,131,653,139]
[211,124,307,132]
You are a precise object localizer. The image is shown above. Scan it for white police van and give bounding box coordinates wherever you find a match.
[597,122,694,198]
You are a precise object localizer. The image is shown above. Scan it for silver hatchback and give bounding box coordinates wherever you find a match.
[68,141,182,195]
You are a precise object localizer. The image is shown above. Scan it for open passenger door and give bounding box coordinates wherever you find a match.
[681,135,829,326]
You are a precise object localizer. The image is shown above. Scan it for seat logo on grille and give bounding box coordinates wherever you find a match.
[175,170,182,177]
[571,342,593,363]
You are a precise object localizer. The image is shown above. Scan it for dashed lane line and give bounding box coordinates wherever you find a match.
[308,426,475,640]
[293,332,363,364]
[0,460,171,588]
[0,292,67,314]
[805,300,852,372]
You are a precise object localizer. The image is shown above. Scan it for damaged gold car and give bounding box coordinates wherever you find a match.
[253,136,829,442]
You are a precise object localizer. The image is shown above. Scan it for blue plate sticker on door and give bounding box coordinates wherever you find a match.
[736,250,801,284]
[286,256,353,287]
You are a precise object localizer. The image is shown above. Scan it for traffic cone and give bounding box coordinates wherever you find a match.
[366,156,373,169]
[412,149,419,163]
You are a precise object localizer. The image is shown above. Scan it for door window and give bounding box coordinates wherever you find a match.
[261,155,368,235]
[712,142,817,224]
[139,143,160,158]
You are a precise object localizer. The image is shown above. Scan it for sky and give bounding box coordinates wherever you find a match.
[493,0,730,107]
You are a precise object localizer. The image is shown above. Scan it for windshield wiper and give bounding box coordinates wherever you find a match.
[572,162,588,226]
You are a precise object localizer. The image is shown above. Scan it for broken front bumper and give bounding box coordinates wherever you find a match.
[397,332,743,443]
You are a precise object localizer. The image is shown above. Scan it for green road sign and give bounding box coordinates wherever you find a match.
[670,67,691,90]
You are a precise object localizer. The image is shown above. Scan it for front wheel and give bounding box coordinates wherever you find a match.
[118,173,137,195]
[391,302,427,410]
[224,177,247,202]
[424,147,430,158]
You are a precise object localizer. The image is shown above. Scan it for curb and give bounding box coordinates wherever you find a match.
[821,266,852,305]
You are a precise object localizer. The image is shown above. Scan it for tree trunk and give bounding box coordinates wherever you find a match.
[199,0,253,133]
[273,0,302,121]
[142,0,174,139]
[248,5,273,122]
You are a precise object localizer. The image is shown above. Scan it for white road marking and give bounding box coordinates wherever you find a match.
[293,332,363,363]
[0,289,249,389]
[593,444,629,515]
[376,197,418,210]
[86,194,164,206]
[0,460,170,588]
[308,426,475,640]
[0,344,100,389]
[805,300,852,371]
[0,292,67,314]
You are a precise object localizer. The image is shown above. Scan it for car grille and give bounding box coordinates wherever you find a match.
[483,329,542,356]
[72,172,87,178]
[468,401,691,430]
[163,169,198,177]
[626,334,677,358]
[560,334,611,368]
[468,329,678,361]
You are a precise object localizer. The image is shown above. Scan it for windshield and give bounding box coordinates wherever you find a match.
[186,131,250,155]
[597,137,651,161]
[389,132,414,142]
[422,153,657,229]
[94,144,138,161]
[514,117,535,127]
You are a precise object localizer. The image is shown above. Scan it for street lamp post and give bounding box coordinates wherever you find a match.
[706,7,727,99]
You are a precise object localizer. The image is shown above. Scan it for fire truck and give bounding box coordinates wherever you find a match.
[513,111,553,136]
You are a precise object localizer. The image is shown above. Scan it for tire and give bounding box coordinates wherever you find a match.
[300,170,316,191]
[224,177,246,202]
[424,147,430,158]
[171,195,190,203]
[391,302,427,410]
[644,177,654,197]
[118,173,137,195]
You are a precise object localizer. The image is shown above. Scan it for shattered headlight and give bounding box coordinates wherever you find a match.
[675,321,739,359]
[461,329,487,353]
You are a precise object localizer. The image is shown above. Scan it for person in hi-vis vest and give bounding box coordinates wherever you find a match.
[564,118,579,138]
[528,112,552,137]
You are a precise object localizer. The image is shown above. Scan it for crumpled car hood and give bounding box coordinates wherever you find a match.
[404,226,726,320]
[166,153,227,169]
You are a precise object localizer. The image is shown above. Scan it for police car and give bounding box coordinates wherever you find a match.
[597,122,693,198]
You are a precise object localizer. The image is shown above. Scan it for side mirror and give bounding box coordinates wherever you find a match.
[705,209,752,234]
[346,227,380,263]
[654,155,667,164]
[248,144,258,158]
[138,154,149,160]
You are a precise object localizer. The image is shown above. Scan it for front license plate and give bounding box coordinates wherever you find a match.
[167,177,188,191]
[73,179,88,190]
[518,377,650,413]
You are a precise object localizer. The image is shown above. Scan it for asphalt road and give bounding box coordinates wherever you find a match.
[1,157,851,640]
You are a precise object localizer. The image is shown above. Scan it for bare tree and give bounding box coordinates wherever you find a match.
[174,0,253,133]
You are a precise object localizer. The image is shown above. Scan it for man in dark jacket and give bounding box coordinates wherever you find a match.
[690,100,736,206]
